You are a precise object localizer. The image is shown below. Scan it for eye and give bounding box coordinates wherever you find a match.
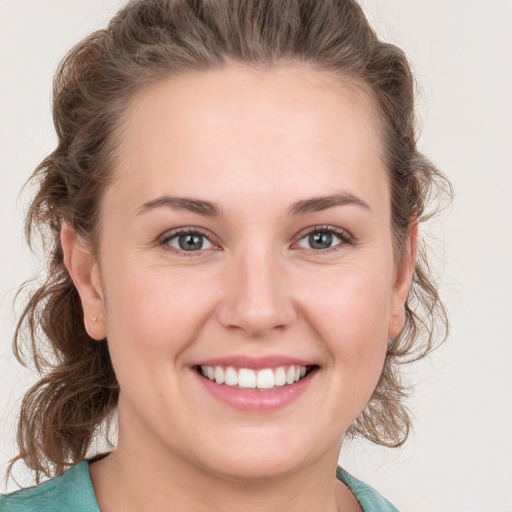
[295,227,350,251]
[162,229,216,252]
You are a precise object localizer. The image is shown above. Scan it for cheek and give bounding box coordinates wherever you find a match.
[299,265,393,371]
[290,264,394,428]
[101,261,218,373]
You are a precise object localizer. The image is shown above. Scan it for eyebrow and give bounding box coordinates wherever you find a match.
[289,192,370,216]
[136,191,370,218]
[137,196,221,216]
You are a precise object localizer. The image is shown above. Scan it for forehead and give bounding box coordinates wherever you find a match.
[109,63,387,210]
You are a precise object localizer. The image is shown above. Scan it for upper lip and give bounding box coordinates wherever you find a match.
[194,355,316,369]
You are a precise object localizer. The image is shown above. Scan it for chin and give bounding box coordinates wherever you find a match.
[202,453,304,483]
[184,426,331,483]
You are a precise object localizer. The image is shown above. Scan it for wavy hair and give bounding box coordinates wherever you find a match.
[9,0,451,482]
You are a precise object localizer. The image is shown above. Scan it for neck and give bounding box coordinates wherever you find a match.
[89,401,360,512]
[90,435,350,512]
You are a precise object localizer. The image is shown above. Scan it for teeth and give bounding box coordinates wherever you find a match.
[214,366,225,384]
[225,366,238,386]
[200,364,310,389]
[274,367,286,386]
[256,368,274,389]
[238,369,256,388]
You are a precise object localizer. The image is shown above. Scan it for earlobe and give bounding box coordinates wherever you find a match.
[61,222,106,340]
[388,220,418,340]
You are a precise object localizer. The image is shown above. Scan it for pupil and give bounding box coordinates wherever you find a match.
[309,232,332,249]
[179,234,203,251]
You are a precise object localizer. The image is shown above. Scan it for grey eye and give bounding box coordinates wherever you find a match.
[297,230,343,250]
[309,232,333,249]
[166,232,214,252]
[179,233,203,251]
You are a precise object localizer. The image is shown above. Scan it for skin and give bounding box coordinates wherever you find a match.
[62,63,416,512]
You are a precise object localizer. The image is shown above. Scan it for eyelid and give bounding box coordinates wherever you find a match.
[156,224,353,255]
[291,225,354,251]
[158,226,221,254]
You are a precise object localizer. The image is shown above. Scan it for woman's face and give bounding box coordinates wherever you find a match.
[75,64,413,480]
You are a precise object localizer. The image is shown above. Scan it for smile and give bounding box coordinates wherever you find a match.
[199,365,310,390]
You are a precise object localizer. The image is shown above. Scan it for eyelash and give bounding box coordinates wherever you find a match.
[158,225,353,255]
[159,227,219,256]
[293,225,354,254]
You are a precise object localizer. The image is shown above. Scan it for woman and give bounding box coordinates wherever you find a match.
[1,0,449,510]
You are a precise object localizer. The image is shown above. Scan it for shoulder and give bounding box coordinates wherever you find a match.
[0,461,100,512]
[336,467,400,512]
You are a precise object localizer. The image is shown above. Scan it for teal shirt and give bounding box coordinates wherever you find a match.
[1,461,399,511]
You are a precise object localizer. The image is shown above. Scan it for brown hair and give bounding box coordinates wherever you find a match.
[10,0,451,482]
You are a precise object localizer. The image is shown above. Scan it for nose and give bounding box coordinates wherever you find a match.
[217,247,297,337]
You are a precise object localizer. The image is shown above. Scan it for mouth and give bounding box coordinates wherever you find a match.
[196,364,318,391]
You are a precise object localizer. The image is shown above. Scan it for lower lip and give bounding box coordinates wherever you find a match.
[196,370,316,412]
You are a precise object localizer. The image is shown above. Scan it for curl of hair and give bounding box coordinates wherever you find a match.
[10,0,451,482]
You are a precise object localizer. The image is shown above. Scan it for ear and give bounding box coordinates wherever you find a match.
[388,220,418,339]
[61,222,106,340]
